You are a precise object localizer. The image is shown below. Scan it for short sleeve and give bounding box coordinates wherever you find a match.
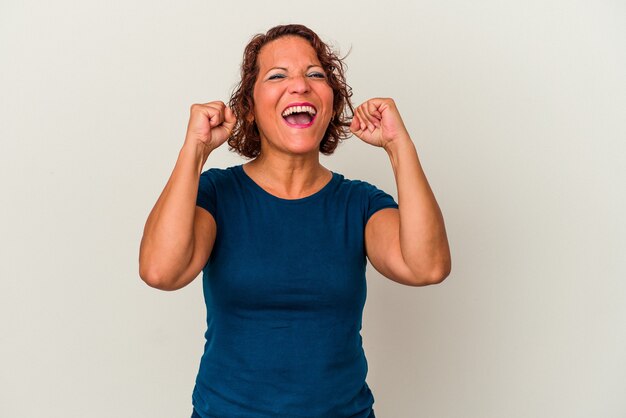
[196,169,217,217]
[364,182,398,223]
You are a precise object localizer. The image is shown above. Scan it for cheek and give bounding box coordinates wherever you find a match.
[324,89,334,113]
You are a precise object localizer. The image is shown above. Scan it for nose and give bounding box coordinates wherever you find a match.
[288,74,310,94]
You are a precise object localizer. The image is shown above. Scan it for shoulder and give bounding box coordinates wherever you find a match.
[333,171,379,194]
[199,165,242,189]
[333,171,395,200]
[330,171,398,222]
[200,165,238,181]
[197,166,245,217]
[197,165,241,205]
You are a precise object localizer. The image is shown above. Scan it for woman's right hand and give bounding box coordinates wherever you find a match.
[183,101,237,152]
[140,101,232,290]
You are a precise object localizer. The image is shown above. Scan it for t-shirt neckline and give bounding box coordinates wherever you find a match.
[234,164,338,204]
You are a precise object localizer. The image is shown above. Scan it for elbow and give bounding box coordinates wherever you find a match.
[139,264,179,291]
[426,266,450,285]
[425,250,452,285]
[430,259,452,285]
[410,260,451,287]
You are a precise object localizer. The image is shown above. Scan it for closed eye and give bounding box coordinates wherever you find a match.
[268,72,325,80]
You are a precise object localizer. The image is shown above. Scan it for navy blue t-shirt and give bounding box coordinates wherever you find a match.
[193,164,398,418]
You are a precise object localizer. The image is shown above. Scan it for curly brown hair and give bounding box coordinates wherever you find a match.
[227,24,354,159]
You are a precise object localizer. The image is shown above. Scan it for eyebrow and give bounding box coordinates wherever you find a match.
[266,64,323,73]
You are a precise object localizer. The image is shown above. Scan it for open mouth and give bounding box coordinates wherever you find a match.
[281,104,317,128]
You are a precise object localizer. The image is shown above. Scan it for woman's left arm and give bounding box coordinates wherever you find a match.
[352,98,451,286]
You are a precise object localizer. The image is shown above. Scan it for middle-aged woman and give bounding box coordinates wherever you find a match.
[139,24,451,418]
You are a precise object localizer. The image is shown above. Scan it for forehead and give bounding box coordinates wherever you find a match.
[257,36,321,70]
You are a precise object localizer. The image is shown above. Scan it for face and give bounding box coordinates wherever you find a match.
[251,36,334,157]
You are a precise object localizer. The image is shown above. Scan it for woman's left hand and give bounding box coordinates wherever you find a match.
[350,98,410,149]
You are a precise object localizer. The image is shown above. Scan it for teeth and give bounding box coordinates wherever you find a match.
[281,105,317,117]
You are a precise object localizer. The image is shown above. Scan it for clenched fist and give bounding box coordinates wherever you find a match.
[184,101,237,152]
[350,97,409,150]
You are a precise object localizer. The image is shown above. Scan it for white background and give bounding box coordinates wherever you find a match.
[1,1,625,417]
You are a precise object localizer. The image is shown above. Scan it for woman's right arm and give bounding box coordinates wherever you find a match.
[138,102,236,290]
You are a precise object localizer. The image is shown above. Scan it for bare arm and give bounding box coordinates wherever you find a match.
[353,98,451,286]
[138,102,235,290]
[365,139,451,286]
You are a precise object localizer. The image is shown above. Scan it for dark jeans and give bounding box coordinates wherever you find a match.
[191,408,376,417]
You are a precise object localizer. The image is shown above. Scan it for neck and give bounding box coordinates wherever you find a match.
[244,153,331,199]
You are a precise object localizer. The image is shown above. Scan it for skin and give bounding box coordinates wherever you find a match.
[138,35,451,290]
[243,36,335,198]
[351,98,452,285]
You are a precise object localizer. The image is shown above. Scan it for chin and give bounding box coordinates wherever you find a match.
[276,132,321,153]
[260,127,325,156]
[285,142,321,156]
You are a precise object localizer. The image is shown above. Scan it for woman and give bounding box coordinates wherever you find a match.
[139,24,451,418]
